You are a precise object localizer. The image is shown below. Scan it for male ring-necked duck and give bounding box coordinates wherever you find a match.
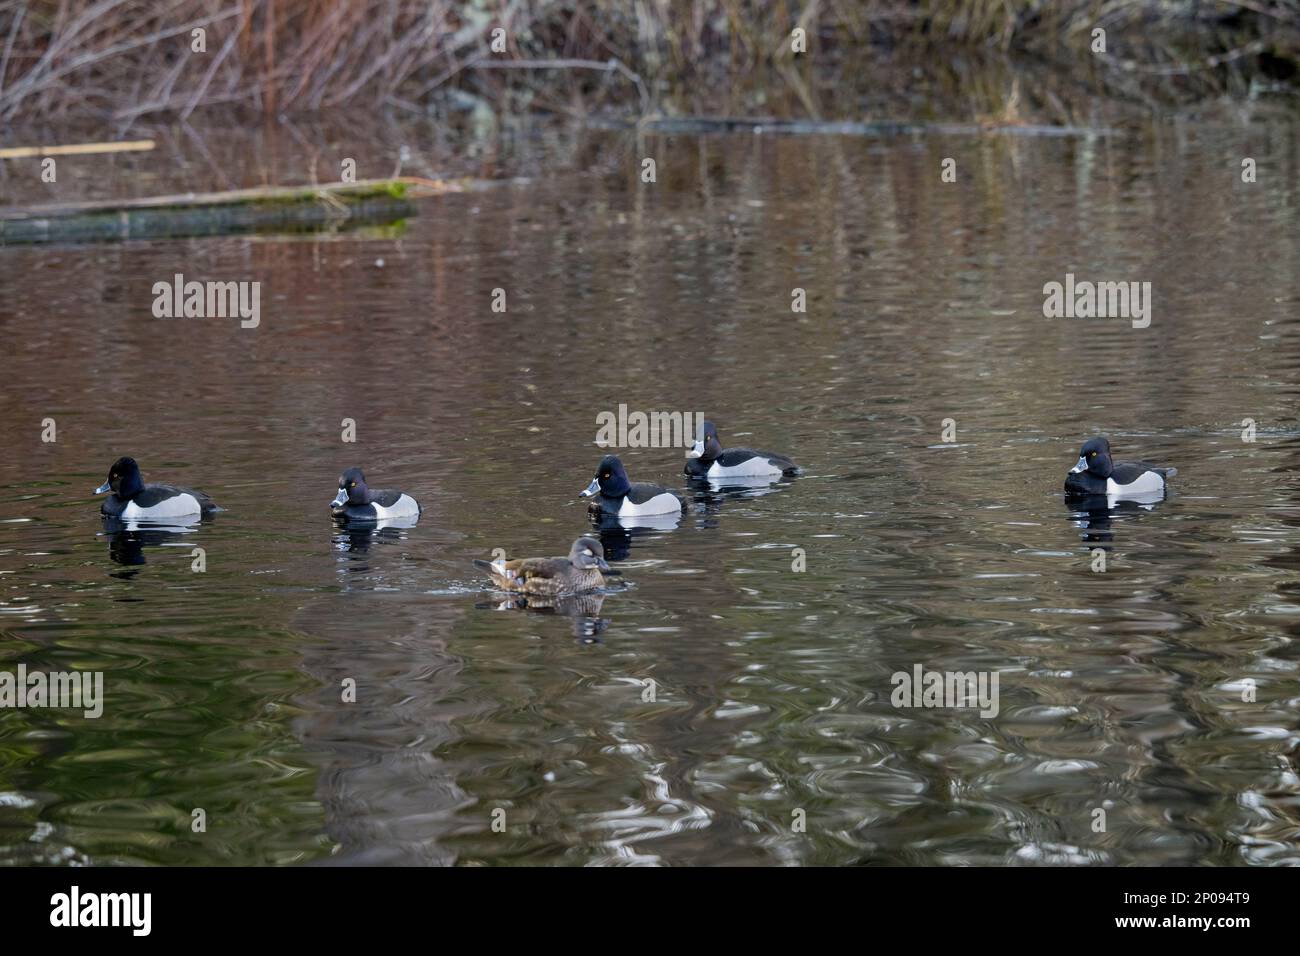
[685,420,798,479]
[330,467,420,522]
[474,536,612,596]
[581,455,683,517]
[1065,437,1176,496]
[95,456,217,519]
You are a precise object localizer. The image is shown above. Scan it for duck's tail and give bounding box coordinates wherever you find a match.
[474,558,517,589]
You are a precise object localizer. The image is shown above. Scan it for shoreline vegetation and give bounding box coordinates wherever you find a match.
[0,2,1295,126]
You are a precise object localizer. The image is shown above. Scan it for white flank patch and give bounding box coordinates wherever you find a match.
[707,457,783,478]
[618,492,682,516]
[122,494,201,519]
[1107,471,1165,495]
[372,494,420,519]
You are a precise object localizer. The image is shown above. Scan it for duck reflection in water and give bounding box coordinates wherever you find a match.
[478,591,611,644]
[589,510,679,561]
[685,472,795,529]
[332,515,418,556]
[101,515,207,570]
[1064,489,1166,548]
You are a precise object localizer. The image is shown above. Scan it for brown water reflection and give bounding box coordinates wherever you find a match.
[1,108,1299,865]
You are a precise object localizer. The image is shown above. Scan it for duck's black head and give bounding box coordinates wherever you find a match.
[687,420,723,462]
[332,467,370,509]
[96,457,144,499]
[568,535,611,572]
[581,455,631,498]
[1070,437,1113,479]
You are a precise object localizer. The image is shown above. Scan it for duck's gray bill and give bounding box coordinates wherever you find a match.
[94,481,111,494]
[687,439,704,459]
[330,490,348,507]
[1069,456,1088,474]
[580,478,600,498]
[597,558,612,572]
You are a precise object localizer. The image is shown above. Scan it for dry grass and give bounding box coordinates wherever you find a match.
[0,1,1295,122]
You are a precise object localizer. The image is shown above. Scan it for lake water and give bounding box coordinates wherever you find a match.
[2,111,1299,866]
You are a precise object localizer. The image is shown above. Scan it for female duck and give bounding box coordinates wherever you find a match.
[581,455,682,517]
[1065,437,1176,496]
[474,536,612,596]
[95,456,217,518]
[330,467,420,521]
[685,420,798,479]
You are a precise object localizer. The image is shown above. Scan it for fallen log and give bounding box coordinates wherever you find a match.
[0,177,468,244]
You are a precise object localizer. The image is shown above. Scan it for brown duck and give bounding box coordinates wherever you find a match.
[474,536,612,596]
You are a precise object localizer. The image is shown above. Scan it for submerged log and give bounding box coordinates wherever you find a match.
[0,177,467,244]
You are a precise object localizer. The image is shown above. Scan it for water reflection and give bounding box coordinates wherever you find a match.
[1064,492,1166,546]
[291,598,469,865]
[685,473,797,524]
[588,512,680,560]
[100,515,207,569]
[3,109,1299,866]
[331,518,419,556]
[477,591,611,644]
[692,473,793,494]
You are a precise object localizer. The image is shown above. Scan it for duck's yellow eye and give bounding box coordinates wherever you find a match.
[349,481,356,487]
[1089,452,1095,458]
